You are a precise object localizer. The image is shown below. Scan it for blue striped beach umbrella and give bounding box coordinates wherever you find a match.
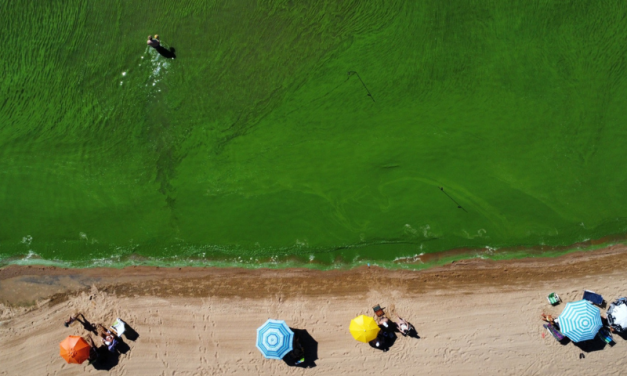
[256,319,294,360]
[558,300,602,342]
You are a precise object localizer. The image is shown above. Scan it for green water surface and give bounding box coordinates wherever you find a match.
[2,0,627,268]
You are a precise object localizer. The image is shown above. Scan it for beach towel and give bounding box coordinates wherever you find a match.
[544,323,565,342]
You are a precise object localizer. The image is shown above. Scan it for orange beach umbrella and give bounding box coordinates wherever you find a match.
[60,336,91,364]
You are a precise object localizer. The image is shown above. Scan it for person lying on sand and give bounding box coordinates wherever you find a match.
[396,317,412,336]
[541,313,555,324]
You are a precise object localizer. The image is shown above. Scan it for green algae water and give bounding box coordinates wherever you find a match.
[2,1,627,269]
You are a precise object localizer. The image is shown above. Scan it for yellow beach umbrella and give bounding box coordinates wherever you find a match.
[350,315,380,343]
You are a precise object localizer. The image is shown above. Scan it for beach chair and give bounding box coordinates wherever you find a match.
[372,304,386,318]
[547,292,561,305]
[543,323,565,342]
[582,290,604,306]
[110,318,126,337]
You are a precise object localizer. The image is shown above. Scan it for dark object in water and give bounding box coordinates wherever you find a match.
[439,186,468,213]
[156,46,176,59]
[347,71,375,102]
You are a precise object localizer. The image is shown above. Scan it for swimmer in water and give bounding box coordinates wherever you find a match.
[147,34,160,48]
[147,34,176,59]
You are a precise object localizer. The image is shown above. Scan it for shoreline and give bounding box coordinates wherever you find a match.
[1,243,626,375]
[1,243,626,307]
[2,230,626,272]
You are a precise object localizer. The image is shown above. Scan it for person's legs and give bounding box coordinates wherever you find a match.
[96,324,108,338]
[64,314,79,327]
[84,335,96,348]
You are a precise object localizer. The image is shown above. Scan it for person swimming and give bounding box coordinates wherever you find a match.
[147,34,160,48]
[147,34,176,59]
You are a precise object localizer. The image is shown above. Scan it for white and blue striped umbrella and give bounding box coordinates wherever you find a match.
[558,300,602,342]
[256,319,294,360]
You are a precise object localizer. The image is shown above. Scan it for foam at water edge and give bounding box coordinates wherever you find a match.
[0,240,623,270]
[12,251,65,267]
[392,253,425,264]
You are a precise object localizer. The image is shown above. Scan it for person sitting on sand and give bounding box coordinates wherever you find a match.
[105,334,118,353]
[96,324,119,352]
[104,333,115,346]
[147,34,160,48]
[378,316,399,336]
[377,316,390,329]
[97,324,113,343]
[96,324,118,352]
[96,324,108,337]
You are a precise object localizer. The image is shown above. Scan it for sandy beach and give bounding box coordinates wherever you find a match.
[1,246,627,375]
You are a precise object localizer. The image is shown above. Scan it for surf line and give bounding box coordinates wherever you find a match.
[347,71,375,102]
[439,187,468,213]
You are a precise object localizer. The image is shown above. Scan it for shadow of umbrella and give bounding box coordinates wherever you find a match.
[91,347,119,371]
[574,337,608,353]
[283,328,318,368]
